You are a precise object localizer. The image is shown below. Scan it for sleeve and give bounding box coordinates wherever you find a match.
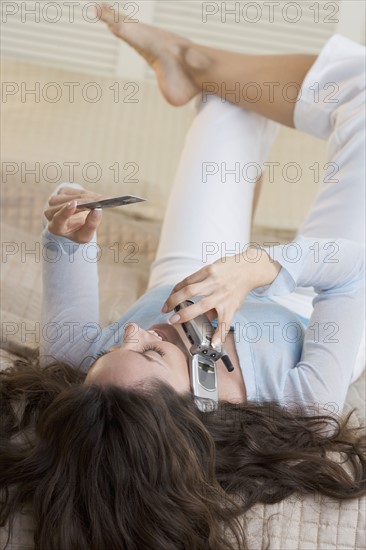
[293,34,366,140]
[251,235,365,297]
[39,226,108,371]
[252,236,365,410]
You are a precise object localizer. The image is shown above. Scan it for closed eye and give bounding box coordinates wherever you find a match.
[92,345,166,367]
[140,345,166,358]
[89,350,165,372]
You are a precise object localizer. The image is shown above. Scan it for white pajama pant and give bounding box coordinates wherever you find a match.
[147,35,366,383]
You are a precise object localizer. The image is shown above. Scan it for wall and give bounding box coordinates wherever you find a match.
[1,0,364,229]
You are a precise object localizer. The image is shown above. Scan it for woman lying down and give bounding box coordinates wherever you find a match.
[1,5,365,550]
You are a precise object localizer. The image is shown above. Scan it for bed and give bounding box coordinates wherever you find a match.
[1,183,365,550]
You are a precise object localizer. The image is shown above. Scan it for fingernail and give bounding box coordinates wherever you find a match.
[66,200,77,209]
[168,313,180,324]
[91,208,102,216]
[211,339,222,349]
[161,303,168,313]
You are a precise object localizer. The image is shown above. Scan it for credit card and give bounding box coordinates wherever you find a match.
[76,195,146,209]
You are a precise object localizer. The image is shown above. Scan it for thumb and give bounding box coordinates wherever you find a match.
[211,317,231,349]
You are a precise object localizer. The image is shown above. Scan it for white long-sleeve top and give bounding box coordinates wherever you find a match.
[40,228,365,413]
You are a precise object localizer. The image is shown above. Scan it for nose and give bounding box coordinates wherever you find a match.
[123,322,139,344]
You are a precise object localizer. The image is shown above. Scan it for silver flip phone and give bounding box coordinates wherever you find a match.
[174,300,235,411]
[190,355,218,412]
[174,300,221,411]
[174,300,223,360]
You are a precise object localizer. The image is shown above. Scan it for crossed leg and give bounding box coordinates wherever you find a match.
[292,35,366,381]
[98,5,365,379]
[148,35,365,380]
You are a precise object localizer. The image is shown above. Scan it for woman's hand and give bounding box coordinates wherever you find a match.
[162,247,281,348]
[44,187,105,244]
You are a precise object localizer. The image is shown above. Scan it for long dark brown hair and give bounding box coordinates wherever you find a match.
[1,356,365,550]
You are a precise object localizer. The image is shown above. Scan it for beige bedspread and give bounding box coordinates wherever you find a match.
[1,184,365,550]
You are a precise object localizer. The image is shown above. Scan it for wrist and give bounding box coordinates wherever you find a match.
[245,246,281,290]
[43,226,83,255]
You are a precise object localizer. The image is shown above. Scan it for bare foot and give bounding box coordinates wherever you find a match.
[97,2,211,106]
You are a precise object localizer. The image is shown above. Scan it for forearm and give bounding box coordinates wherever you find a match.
[40,228,101,369]
[186,45,316,127]
[284,282,365,411]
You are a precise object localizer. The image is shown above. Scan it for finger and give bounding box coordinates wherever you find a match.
[56,187,86,196]
[66,216,91,231]
[49,191,103,207]
[205,309,217,323]
[45,193,103,218]
[171,267,209,294]
[168,297,213,325]
[44,202,79,222]
[163,281,214,313]
[211,314,233,348]
[49,194,84,207]
[44,200,76,221]
[72,208,103,243]
[48,200,79,233]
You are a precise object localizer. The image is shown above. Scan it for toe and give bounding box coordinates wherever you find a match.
[98,2,116,25]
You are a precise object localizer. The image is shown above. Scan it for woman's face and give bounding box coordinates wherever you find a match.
[84,323,191,392]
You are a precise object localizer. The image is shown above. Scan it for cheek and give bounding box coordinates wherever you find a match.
[164,348,189,382]
[176,356,191,386]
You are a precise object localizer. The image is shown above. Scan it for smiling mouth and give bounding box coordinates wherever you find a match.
[153,329,168,341]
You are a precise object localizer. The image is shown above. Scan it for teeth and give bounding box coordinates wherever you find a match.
[147,330,163,340]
